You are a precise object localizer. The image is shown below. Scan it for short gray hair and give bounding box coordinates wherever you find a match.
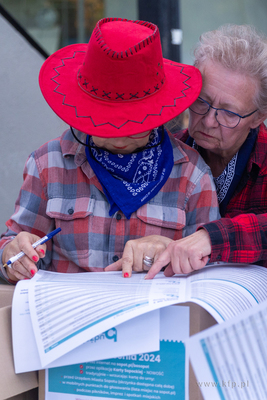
[193,24,267,114]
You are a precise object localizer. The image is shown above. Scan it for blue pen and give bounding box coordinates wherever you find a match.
[3,227,61,269]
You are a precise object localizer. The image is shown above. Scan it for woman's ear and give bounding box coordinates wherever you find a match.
[250,111,267,129]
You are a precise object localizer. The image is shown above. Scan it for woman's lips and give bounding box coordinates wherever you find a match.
[199,131,213,138]
[113,145,128,149]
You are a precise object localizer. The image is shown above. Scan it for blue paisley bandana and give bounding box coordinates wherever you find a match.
[85,127,174,219]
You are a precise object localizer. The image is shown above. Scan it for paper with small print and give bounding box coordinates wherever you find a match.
[12,279,160,373]
[45,306,190,400]
[13,263,267,368]
[186,298,267,400]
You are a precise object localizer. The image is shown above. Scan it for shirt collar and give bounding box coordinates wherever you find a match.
[168,132,189,165]
[60,128,87,165]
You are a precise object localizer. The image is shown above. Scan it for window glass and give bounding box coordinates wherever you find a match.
[1,0,104,55]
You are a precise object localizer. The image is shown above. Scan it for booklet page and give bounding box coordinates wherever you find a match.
[27,270,184,366]
[45,306,190,400]
[14,264,267,368]
[12,281,160,373]
[186,299,267,400]
[184,263,267,322]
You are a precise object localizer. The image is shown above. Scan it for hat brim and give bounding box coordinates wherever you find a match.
[39,44,202,137]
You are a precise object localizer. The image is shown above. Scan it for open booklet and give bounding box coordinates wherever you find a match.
[12,262,267,370]
[12,278,161,373]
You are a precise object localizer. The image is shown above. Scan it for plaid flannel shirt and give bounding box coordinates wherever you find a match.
[0,129,219,280]
[177,123,267,267]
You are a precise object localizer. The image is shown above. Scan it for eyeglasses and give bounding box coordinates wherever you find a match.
[189,97,258,128]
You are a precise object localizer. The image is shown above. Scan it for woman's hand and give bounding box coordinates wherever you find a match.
[105,235,173,277]
[145,229,212,279]
[2,232,46,282]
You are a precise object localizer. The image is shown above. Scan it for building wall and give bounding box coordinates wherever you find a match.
[180,0,267,64]
[0,14,67,233]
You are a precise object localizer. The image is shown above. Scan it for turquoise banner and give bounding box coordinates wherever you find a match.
[48,340,185,400]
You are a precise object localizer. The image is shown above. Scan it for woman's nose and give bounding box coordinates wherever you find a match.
[203,108,220,128]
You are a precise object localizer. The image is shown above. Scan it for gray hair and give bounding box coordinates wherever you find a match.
[193,24,267,115]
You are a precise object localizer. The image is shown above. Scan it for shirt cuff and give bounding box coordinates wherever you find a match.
[197,222,230,263]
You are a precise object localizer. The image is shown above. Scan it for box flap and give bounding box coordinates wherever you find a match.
[0,285,15,308]
[0,305,38,400]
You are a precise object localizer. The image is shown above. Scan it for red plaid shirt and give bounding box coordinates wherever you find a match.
[0,129,219,281]
[177,123,267,267]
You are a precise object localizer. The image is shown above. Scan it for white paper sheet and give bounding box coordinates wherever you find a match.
[186,299,267,400]
[13,264,267,369]
[12,280,160,373]
[27,270,183,367]
[45,306,190,400]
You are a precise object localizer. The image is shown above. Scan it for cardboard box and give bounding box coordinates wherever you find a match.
[183,302,217,400]
[0,283,38,400]
[37,371,45,400]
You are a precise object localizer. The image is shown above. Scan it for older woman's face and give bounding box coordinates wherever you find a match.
[188,60,261,158]
[91,130,151,154]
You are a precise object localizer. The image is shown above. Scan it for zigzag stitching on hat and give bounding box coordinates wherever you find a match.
[51,51,85,92]
[51,59,192,129]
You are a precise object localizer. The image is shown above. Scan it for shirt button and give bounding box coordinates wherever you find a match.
[116,213,122,221]
[68,208,74,215]
[113,255,119,262]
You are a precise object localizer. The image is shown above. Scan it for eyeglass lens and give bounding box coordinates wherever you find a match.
[190,98,240,128]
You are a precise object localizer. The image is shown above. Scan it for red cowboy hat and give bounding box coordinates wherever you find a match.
[39,18,202,138]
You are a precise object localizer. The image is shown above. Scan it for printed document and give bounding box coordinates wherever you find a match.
[186,298,267,400]
[12,280,160,373]
[45,306,190,400]
[12,263,267,369]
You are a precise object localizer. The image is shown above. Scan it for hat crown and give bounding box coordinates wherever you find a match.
[78,18,165,102]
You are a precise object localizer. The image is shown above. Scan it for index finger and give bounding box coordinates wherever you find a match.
[105,259,123,271]
[145,249,171,279]
[121,245,134,278]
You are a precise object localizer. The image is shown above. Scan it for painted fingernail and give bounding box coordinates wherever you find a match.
[124,272,129,278]
[40,249,45,255]
[32,256,38,262]
[31,269,36,276]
